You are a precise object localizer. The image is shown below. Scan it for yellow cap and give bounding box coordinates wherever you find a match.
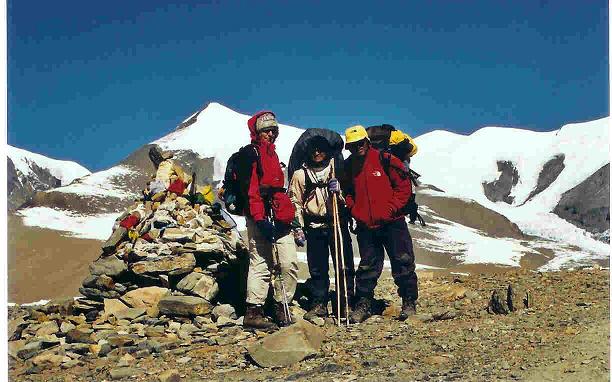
[389,130,406,145]
[389,130,418,156]
[345,125,368,144]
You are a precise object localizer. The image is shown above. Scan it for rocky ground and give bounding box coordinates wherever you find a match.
[8,267,609,382]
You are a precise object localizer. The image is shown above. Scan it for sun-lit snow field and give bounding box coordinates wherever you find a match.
[8,145,91,186]
[18,207,120,240]
[50,165,140,199]
[412,117,610,269]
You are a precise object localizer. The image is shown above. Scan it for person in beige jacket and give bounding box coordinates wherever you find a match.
[289,135,355,320]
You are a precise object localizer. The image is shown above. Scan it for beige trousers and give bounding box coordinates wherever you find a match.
[245,217,299,305]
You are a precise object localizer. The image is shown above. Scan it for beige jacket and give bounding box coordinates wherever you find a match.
[289,162,345,229]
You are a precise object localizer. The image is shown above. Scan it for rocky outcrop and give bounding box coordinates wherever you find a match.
[482,161,519,204]
[521,154,565,205]
[553,163,610,239]
[8,158,61,211]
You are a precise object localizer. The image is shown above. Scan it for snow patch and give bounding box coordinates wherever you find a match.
[8,145,91,185]
[51,165,139,199]
[18,207,120,240]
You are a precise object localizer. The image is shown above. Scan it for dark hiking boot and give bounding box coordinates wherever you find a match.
[274,302,295,327]
[244,304,278,331]
[398,298,417,321]
[349,298,372,324]
[304,303,328,322]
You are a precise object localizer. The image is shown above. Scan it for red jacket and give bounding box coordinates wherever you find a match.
[246,111,286,222]
[342,148,412,228]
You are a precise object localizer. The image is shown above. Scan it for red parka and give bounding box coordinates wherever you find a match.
[342,147,412,228]
[246,111,287,222]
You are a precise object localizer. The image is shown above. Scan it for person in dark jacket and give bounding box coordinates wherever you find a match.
[341,125,419,323]
[243,111,298,330]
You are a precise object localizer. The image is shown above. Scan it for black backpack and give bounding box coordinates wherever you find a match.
[366,124,396,151]
[221,144,262,215]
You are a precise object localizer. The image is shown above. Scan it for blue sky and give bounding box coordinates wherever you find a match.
[8,1,609,171]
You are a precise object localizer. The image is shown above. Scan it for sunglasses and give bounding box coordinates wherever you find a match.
[260,127,279,135]
[346,140,367,151]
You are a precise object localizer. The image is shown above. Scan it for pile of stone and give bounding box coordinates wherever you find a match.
[77,145,250,319]
[7,146,325,375]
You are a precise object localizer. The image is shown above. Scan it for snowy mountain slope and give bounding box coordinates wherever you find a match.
[12,102,609,271]
[8,145,91,186]
[411,117,610,262]
[154,102,306,181]
[7,145,91,211]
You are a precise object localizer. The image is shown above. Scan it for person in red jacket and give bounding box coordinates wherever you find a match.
[243,111,298,330]
[341,125,419,323]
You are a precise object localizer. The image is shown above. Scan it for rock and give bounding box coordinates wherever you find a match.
[8,315,28,340]
[109,367,143,380]
[17,341,44,360]
[158,369,181,382]
[130,253,196,276]
[488,289,510,314]
[113,308,146,321]
[79,287,121,300]
[432,309,459,321]
[8,340,26,360]
[121,286,169,311]
[107,334,139,348]
[409,313,434,323]
[177,356,192,364]
[212,304,237,321]
[117,353,136,367]
[162,227,196,242]
[158,296,212,317]
[60,321,76,334]
[89,256,128,278]
[31,350,64,369]
[247,319,325,368]
[40,298,75,316]
[102,227,128,254]
[445,285,468,300]
[176,272,219,301]
[82,275,115,290]
[66,328,95,344]
[104,299,129,316]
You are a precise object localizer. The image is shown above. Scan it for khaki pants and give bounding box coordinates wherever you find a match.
[245,217,298,305]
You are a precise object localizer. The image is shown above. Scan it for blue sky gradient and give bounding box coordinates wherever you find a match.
[8,1,609,171]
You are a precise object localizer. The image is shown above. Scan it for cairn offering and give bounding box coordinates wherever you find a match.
[79,145,249,316]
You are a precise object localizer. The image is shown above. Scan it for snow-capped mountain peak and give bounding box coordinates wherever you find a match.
[154,102,305,180]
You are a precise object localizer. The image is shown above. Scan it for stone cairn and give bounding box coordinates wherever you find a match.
[8,146,275,372]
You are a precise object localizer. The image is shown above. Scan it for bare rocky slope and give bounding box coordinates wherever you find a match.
[8,268,609,381]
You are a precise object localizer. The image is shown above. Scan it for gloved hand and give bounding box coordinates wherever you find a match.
[293,228,306,247]
[328,178,340,193]
[256,220,275,242]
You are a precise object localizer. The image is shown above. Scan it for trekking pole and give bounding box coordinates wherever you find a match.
[268,207,292,323]
[331,198,342,327]
[331,159,350,326]
[331,194,350,326]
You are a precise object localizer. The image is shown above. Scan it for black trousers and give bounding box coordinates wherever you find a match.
[355,218,418,301]
[305,223,355,305]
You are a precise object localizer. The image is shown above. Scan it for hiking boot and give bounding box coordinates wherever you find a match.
[398,298,417,321]
[349,298,372,324]
[304,303,328,322]
[274,302,295,327]
[244,304,278,331]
